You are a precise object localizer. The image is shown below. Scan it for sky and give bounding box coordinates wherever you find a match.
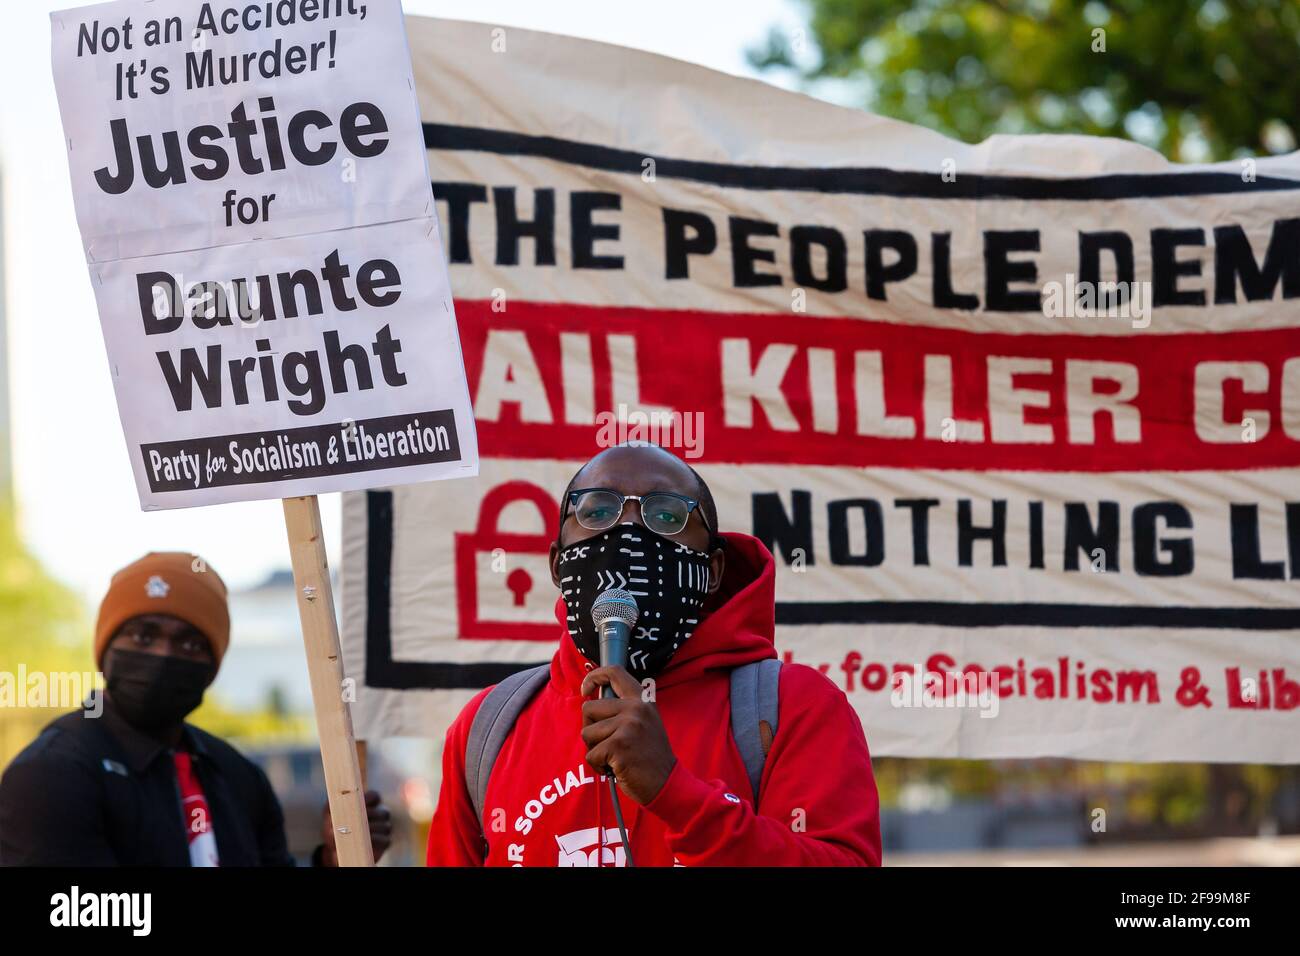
[0,0,805,601]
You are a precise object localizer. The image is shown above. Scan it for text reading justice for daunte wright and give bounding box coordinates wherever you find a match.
[78,0,403,424]
[76,0,397,407]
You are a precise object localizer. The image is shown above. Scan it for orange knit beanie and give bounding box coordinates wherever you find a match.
[94,552,230,668]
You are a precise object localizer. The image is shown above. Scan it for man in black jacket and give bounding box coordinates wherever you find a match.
[0,551,390,866]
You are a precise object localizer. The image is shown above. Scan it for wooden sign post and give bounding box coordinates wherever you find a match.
[283,494,374,867]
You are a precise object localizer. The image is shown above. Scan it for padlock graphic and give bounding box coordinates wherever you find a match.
[455,480,562,640]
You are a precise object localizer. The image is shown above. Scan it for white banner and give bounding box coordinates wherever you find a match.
[339,17,1300,762]
[52,0,478,509]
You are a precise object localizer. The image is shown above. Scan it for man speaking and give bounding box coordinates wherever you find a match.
[427,444,881,866]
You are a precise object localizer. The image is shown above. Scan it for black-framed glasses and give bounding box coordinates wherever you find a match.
[562,488,712,538]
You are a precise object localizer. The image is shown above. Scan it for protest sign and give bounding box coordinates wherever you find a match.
[340,18,1300,764]
[52,0,477,510]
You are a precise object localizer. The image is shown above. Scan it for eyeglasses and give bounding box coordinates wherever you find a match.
[563,488,712,538]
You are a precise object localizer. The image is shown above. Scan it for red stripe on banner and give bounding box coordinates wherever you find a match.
[455,300,1300,471]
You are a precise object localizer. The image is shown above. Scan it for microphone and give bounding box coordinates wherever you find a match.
[591,588,639,700]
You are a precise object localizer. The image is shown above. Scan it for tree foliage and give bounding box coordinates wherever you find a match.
[0,502,85,673]
[750,0,1300,161]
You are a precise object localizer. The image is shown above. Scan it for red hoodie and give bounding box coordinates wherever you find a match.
[426,531,882,866]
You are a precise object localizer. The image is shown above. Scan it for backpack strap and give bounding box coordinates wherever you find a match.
[730,658,782,803]
[464,664,551,830]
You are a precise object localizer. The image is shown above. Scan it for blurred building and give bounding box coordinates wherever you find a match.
[211,568,328,715]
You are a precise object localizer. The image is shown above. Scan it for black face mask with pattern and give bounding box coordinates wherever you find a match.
[557,522,712,680]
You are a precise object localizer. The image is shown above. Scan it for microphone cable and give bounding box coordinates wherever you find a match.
[600,681,637,868]
[601,681,635,866]
[607,773,635,867]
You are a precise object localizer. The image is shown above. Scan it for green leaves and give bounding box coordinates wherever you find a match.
[751,0,1300,160]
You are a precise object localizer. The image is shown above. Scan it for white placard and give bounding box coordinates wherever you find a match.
[51,0,478,508]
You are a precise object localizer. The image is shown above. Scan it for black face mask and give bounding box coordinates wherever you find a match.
[557,522,713,680]
[104,648,216,732]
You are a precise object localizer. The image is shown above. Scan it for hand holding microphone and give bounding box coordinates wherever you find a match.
[580,588,678,811]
